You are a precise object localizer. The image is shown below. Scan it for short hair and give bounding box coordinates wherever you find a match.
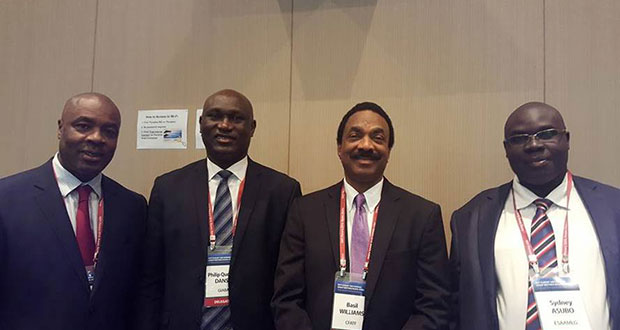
[336,102,395,148]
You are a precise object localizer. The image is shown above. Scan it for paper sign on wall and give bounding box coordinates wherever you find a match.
[196,109,205,149]
[137,109,188,149]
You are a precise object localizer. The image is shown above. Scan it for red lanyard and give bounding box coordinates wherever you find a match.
[512,171,573,275]
[339,185,380,280]
[207,177,246,250]
[93,200,104,267]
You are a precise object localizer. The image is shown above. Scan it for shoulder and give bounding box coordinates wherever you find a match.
[574,175,620,195]
[152,159,205,185]
[249,160,300,189]
[451,182,511,221]
[102,175,147,206]
[387,182,439,210]
[0,162,50,194]
[294,183,338,206]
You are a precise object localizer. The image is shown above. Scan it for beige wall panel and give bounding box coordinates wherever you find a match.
[289,0,544,237]
[0,0,97,177]
[546,1,620,187]
[93,0,293,196]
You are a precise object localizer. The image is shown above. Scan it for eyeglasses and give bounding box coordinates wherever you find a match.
[504,128,567,146]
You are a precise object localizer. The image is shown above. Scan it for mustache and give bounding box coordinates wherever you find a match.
[351,150,381,160]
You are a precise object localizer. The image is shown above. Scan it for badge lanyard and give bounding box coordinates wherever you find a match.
[339,185,380,280]
[512,171,573,275]
[52,166,105,270]
[207,177,246,250]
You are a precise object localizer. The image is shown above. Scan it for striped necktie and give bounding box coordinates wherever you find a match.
[201,170,233,330]
[526,198,556,330]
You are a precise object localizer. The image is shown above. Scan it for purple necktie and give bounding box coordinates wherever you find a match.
[351,193,369,275]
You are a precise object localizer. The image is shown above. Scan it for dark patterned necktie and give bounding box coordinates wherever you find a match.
[201,170,233,330]
[525,198,556,330]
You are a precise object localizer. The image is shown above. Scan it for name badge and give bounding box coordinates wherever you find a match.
[204,246,232,308]
[85,265,95,290]
[532,276,591,330]
[331,272,366,330]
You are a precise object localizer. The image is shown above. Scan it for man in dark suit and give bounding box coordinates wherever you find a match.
[134,89,301,330]
[272,102,450,330]
[0,92,147,330]
[450,102,620,330]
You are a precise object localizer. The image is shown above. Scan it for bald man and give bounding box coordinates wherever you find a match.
[0,93,147,330]
[449,102,620,330]
[135,89,301,330]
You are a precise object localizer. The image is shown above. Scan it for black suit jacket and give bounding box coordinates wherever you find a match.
[272,180,450,330]
[0,160,147,330]
[449,176,620,330]
[135,158,301,330]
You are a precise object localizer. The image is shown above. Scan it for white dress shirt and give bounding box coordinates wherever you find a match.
[343,178,383,264]
[495,173,610,330]
[206,156,248,228]
[52,153,102,240]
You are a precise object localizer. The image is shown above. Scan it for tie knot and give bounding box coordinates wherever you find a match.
[534,198,552,211]
[77,185,92,203]
[354,193,366,211]
[218,170,232,181]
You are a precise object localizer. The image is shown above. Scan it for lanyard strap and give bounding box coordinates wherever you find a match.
[207,177,246,250]
[512,171,573,275]
[93,199,104,266]
[339,185,380,280]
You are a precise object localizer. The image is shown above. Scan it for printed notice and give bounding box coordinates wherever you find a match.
[196,109,205,149]
[137,109,188,149]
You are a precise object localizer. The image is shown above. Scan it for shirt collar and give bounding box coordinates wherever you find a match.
[206,156,248,182]
[343,177,384,212]
[512,172,569,210]
[52,153,102,198]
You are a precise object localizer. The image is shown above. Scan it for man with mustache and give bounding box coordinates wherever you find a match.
[272,102,450,330]
[0,92,147,330]
[450,102,620,330]
[135,89,301,330]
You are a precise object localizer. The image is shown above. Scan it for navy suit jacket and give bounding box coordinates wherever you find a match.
[0,160,147,330]
[134,158,301,330]
[449,176,620,330]
[272,180,450,330]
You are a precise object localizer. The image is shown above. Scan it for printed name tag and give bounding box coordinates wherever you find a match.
[85,265,95,289]
[331,272,366,330]
[204,246,232,307]
[532,276,591,330]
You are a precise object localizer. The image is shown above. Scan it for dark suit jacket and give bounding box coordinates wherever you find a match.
[272,180,450,330]
[134,158,301,330]
[0,160,147,330]
[449,176,620,330]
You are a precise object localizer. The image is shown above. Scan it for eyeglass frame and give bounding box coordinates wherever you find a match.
[503,128,568,146]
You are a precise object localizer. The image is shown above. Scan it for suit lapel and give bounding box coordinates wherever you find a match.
[33,161,89,288]
[192,160,210,253]
[477,182,511,323]
[231,159,261,268]
[363,180,400,308]
[325,182,343,270]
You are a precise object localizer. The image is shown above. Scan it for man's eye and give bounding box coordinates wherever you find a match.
[75,123,90,131]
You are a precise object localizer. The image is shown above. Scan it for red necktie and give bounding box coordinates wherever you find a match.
[76,185,95,266]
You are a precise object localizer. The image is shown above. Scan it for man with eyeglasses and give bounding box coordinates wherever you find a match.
[449,102,620,330]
